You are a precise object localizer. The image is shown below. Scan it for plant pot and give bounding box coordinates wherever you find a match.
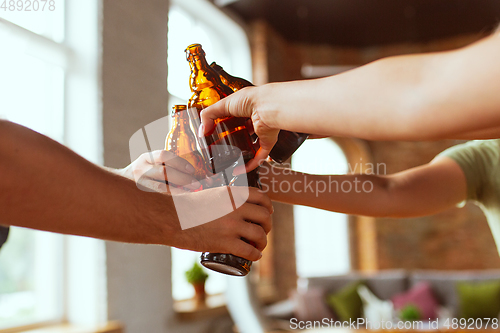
[193,282,206,305]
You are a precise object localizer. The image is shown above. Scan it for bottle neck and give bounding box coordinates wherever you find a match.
[188,54,213,91]
[213,66,253,91]
[188,54,232,96]
[171,112,191,129]
[190,54,210,70]
[167,111,198,151]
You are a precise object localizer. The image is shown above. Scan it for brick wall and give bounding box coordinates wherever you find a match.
[368,140,500,270]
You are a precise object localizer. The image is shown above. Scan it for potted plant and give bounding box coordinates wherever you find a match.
[185,262,209,305]
[399,304,422,322]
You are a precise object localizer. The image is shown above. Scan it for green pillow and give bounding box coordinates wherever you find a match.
[456,280,500,319]
[326,281,363,321]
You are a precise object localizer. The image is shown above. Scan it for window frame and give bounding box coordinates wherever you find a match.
[291,137,352,278]
[0,0,105,330]
[167,0,253,303]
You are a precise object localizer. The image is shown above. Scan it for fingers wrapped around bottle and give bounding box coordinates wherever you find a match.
[133,150,201,192]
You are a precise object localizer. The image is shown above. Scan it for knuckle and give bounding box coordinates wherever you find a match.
[240,245,256,260]
[258,191,269,205]
[256,205,270,219]
[263,206,272,218]
[259,239,268,252]
[159,150,170,161]
[139,153,149,163]
[223,217,239,229]
[258,224,268,238]
[133,169,145,181]
[255,231,267,250]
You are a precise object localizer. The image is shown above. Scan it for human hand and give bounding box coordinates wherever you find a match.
[198,86,280,173]
[119,150,202,192]
[171,186,273,261]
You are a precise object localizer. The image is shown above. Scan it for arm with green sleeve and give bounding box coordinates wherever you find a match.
[259,154,468,218]
[432,139,500,252]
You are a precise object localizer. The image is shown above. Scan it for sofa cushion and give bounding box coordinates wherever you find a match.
[326,281,363,321]
[456,280,500,319]
[291,287,334,322]
[392,282,439,320]
[409,269,500,317]
[358,284,394,323]
[306,270,407,300]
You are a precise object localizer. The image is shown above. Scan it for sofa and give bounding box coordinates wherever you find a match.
[264,269,500,331]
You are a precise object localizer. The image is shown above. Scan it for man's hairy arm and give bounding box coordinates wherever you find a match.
[0,120,273,261]
[0,120,179,245]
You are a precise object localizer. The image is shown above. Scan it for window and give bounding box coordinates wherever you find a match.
[292,139,351,278]
[0,1,103,329]
[167,0,252,301]
[0,4,66,328]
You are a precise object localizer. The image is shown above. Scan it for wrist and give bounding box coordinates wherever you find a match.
[100,165,128,178]
[254,83,281,130]
[139,191,181,246]
[258,161,279,200]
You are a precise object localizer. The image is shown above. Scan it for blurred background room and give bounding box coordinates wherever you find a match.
[1,0,500,332]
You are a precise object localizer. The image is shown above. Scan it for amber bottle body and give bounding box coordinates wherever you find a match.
[211,62,309,163]
[186,44,259,276]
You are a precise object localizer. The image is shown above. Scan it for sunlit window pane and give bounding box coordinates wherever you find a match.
[167,5,230,102]
[0,38,65,142]
[292,139,351,278]
[0,228,63,328]
[0,1,65,42]
[0,3,66,329]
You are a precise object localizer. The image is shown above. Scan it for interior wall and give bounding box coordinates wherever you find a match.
[250,20,500,274]
[369,140,500,270]
[250,20,299,301]
[101,1,231,332]
[343,35,500,270]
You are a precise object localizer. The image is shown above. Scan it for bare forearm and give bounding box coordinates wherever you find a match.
[259,33,500,141]
[0,120,179,245]
[260,168,395,216]
[260,159,465,218]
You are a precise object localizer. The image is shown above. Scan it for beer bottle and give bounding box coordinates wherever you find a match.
[165,105,208,183]
[210,62,253,92]
[185,44,260,277]
[211,62,310,163]
[186,45,255,166]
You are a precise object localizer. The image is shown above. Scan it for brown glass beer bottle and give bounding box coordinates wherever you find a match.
[210,62,253,92]
[165,105,208,182]
[211,62,309,163]
[186,45,255,164]
[185,44,260,276]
